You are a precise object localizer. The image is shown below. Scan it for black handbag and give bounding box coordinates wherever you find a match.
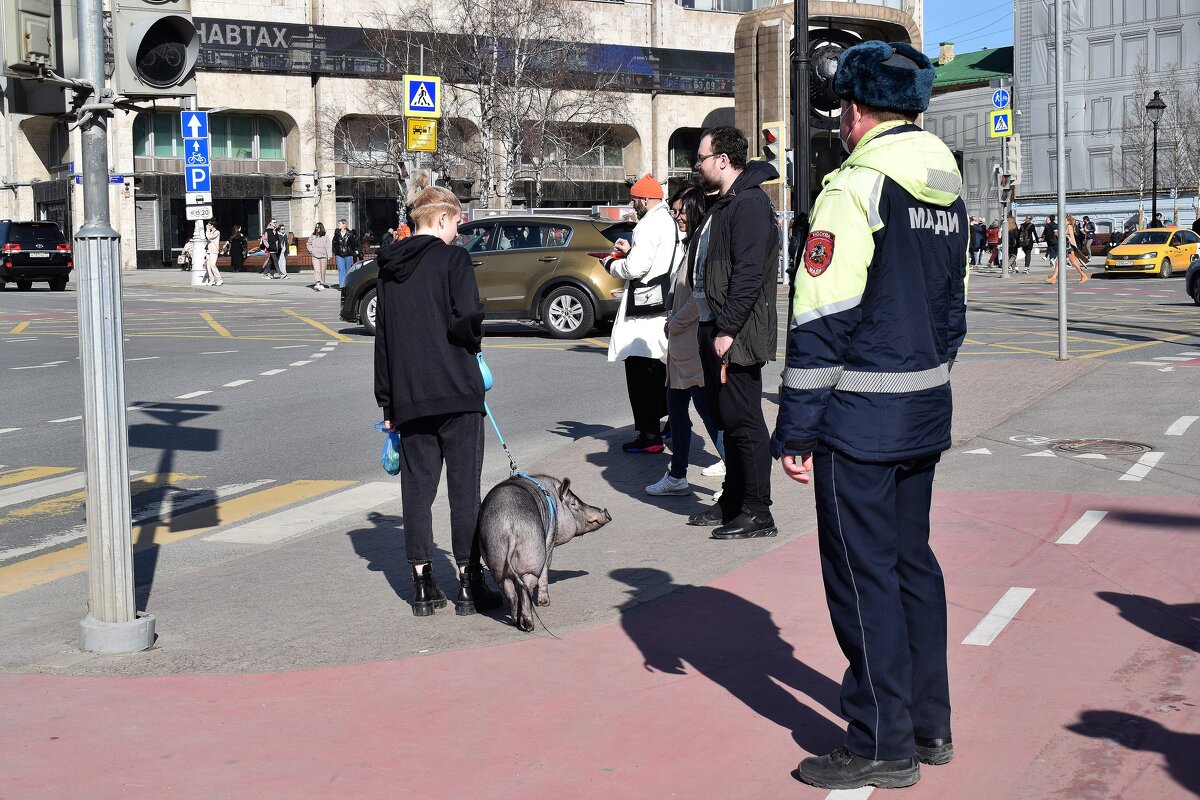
[624,236,677,319]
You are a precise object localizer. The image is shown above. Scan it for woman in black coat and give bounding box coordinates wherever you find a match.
[228,225,248,272]
[374,186,502,617]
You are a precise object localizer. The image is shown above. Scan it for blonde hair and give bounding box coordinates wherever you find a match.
[406,171,432,206]
[410,186,461,229]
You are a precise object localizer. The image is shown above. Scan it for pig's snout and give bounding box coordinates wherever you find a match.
[602,508,612,522]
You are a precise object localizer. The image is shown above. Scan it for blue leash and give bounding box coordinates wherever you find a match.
[482,400,556,531]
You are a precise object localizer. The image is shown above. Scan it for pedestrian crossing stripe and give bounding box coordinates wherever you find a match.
[0,478,353,597]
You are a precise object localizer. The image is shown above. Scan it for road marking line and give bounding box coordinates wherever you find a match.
[962,587,1036,646]
[0,470,143,510]
[1119,451,1165,481]
[9,322,31,334]
[1023,450,1057,457]
[319,347,336,352]
[1153,356,1195,362]
[208,482,393,544]
[223,379,253,388]
[10,360,67,370]
[201,350,238,355]
[47,415,83,423]
[1081,333,1189,359]
[272,344,307,350]
[326,340,340,346]
[260,369,286,376]
[0,479,351,597]
[175,390,211,399]
[0,466,74,490]
[1130,361,1171,366]
[309,353,326,358]
[0,473,200,530]
[1056,510,1107,545]
[1177,352,1200,357]
[1075,453,1107,460]
[289,360,313,367]
[0,428,19,435]
[826,789,874,800]
[283,308,352,342]
[199,311,233,338]
[1166,416,1198,436]
[963,448,992,454]
[125,356,161,362]
[0,480,274,563]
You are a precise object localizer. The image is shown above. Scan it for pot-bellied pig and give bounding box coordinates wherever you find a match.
[478,474,611,632]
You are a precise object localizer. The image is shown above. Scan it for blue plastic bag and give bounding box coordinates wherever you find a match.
[374,421,402,475]
[477,352,493,391]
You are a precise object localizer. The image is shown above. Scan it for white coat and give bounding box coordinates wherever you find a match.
[606,201,683,363]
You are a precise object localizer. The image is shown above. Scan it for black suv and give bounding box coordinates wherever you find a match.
[0,221,74,291]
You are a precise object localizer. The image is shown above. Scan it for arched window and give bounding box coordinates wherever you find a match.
[134,113,286,160]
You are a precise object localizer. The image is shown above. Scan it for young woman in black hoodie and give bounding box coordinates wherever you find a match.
[374,187,502,617]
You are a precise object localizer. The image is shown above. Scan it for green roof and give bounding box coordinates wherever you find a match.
[932,46,1013,90]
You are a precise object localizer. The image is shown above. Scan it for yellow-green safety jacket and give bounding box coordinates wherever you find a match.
[772,121,969,462]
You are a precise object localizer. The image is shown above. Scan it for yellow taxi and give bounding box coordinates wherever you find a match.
[1104,227,1200,277]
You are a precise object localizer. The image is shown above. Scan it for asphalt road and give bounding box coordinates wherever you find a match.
[1,268,1197,566]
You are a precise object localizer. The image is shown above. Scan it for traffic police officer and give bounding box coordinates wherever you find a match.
[772,40,968,791]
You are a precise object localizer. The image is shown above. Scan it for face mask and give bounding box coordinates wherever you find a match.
[838,109,855,154]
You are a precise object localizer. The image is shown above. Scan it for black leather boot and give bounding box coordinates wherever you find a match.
[411,563,436,617]
[456,564,503,615]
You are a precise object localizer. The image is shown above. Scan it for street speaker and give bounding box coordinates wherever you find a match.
[110,0,197,98]
[1,0,55,74]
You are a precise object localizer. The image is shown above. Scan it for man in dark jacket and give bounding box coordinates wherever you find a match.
[686,126,779,540]
[374,186,501,617]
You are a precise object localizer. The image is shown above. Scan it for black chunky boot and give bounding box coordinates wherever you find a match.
[411,563,436,617]
[456,565,503,615]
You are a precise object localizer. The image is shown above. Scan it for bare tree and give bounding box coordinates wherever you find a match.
[1108,51,1153,220]
[1157,62,1200,222]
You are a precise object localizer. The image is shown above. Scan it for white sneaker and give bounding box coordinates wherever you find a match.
[215,280,223,286]
[646,472,690,496]
[701,460,726,477]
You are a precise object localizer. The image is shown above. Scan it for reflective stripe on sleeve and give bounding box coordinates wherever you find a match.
[790,295,863,328]
[781,365,844,390]
[834,363,950,394]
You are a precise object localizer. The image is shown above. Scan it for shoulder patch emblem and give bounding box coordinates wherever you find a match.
[804,230,835,277]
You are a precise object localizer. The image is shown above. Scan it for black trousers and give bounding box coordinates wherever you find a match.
[624,356,668,436]
[812,448,951,762]
[697,323,772,518]
[397,412,484,565]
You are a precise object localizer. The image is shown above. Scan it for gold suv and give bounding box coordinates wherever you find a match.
[341,215,632,339]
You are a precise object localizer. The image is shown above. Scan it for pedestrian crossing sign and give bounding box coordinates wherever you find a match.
[989,109,1013,138]
[404,75,441,119]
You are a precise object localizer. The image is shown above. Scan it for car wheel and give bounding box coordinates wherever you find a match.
[359,288,378,335]
[16,280,33,291]
[49,278,67,292]
[1160,258,1173,278]
[540,285,594,339]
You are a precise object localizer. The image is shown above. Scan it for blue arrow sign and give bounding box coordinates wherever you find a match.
[185,138,210,166]
[185,165,211,193]
[181,111,208,140]
[992,89,1010,109]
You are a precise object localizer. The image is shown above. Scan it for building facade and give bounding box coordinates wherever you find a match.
[1,0,747,269]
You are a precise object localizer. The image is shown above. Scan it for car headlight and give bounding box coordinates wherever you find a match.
[1140,252,1159,259]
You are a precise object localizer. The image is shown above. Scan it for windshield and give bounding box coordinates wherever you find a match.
[8,223,66,246]
[1121,231,1170,245]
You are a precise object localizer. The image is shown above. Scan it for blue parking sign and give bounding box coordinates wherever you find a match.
[185,165,211,193]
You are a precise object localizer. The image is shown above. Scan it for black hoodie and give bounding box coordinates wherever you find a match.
[373,235,485,425]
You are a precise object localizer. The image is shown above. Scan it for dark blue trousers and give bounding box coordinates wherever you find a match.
[812,448,952,762]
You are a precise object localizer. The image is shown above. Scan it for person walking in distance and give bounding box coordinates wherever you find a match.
[1018,215,1037,274]
[1081,215,1096,260]
[228,225,248,273]
[374,187,503,617]
[307,222,332,291]
[774,40,966,790]
[605,173,675,454]
[333,219,358,289]
[1045,213,1089,284]
[687,126,780,540]
[203,221,223,286]
[261,219,284,279]
[645,185,726,496]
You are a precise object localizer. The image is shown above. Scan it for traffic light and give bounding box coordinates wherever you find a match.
[1005,133,1022,185]
[111,0,198,98]
[760,121,785,183]
[1,0,55,74]
[803,28,862,130]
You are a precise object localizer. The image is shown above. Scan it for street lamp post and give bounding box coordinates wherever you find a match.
[1146,90,1167,225]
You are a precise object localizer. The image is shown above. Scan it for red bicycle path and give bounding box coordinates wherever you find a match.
[2,489,1197,799]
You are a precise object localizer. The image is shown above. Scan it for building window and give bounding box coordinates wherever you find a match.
[135,113,285,160]
[1122,0,1144,23]
[1155,29,1182,70]
[1158,0,1179,16]
[964,112,979,145]
[1090,0,1112,27]
[943,116,958,146]
[1091,97,1112,132]
[1089,38,1114,79]
[1121,34,1146,74]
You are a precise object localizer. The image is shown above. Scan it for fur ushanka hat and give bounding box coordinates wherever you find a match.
[833,40,935,114]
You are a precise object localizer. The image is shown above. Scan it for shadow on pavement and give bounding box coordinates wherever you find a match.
[1068,710,1200,796]
[1096,591,1200,654]
[613,567,843,753]
[1106,510,1200,530]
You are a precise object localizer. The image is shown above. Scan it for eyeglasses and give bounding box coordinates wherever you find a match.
[694,152,723,166]
[669,208,683,219]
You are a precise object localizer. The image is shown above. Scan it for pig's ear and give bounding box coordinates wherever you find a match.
[558,477,572,499]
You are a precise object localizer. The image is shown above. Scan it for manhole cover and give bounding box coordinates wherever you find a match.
[1052,439,1153,456]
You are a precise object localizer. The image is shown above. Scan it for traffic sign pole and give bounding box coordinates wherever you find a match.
[181,107,210,287]
[74,0,154,653]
